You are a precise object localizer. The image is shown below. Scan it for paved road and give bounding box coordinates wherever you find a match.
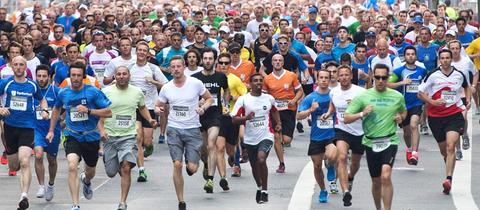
[0,114,479,210]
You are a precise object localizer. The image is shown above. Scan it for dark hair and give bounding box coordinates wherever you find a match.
[373,63,389,74]
[438,48,452,58]
[65,42,79,52]
[355,43,367,51]
[340,53,351,63]
[69,60,87,77]
[337,26,349,33]
[249,73,263,82]
[218,52,231,62]
[183,49,201,66]
[7,42,23,57]
[202,47,218,61]
[455,17,466,25]
[279,18,289,26]
[36,64,51,76]
[403,45,416,55]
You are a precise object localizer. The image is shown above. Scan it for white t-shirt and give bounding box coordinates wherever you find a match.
[26,56,42,81]
[452,56,477,97]
[246,19,272,40]
[104,55,137,78]
[129,63,168,109]
[231,93,276,145]
[86,50,116,86]
[184,67,203,77]
[369,55,402,73]
[330,85,365,136]
[158,76,206,129]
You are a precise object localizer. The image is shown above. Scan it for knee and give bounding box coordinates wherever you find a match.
[173,161,183,170]
[337,152,348,164]
[68,162,78,173]
[106,169,117,178]
[409,124,418,131]
[380,172,391,185]
[187,163,198,173]
[372,177,381,187]
[35,152,43,161]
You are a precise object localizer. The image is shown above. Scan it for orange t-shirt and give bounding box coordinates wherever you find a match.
[49,39,71,47]
[229,60,256,85]
[59,75,101,89]
[263,70,301,111]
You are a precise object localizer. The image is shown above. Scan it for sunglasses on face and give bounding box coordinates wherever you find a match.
[374,75,389,80]
[218,61,230,65]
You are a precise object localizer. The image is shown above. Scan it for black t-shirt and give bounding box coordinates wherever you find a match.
[34,44,56,62]
[187,44,207,56]
[353,31,366,44]
[71,18,85,33]
[0,20,13,33]
[192,71,228,115]
[262,52,299,75]
[253,37,273,70]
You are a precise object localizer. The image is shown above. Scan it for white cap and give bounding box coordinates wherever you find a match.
[445,30,456,36]
[201,25,211,34]
[78,4,88,10]
[219,26,230,33]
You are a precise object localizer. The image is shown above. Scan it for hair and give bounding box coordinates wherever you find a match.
[337,64,352,74]
[337,26,348,33]
[249,73,263,82]
[36,64,51,76]
[455,17,466,25]
[324,61,338,69]
[183,49,201,66]
[403,45,417,55]
[202,47,218,60]
[447,40,462,49]
[69,60,87,78]
[66,42,79,52]
[8,42,23,55]
[53,24,64,31]
[218,52,231,62]
[170,55,185,66]
[136,41,149,50]
[373,63,389,74]
[355,42,367,51]
[340,53,352,63]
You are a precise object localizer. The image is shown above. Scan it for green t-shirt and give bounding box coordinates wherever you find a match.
[431,39,447,47]
[345,88,406,148]
[102,85,145,137]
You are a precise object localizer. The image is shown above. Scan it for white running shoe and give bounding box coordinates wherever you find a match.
[45,184,54,201]
[36,185,45,198]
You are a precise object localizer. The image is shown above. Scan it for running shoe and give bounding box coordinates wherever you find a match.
[255,190,261,203]
[45,184,54,201]
[219,177,230,191]
[80,172,93,200]
[1,152,7,165]
[319,189,328,203]
[462,135,470,150]
[18,196,29,210]
[276,164,285,173]
[178,202,186,210]
[231,166,241,177]
[240,151,249,163]
[476,108,480,115]
[71,205,80,210]
[406,150,412,164]
[9,169,17,176]
[260,192,269,203]
[410,151,419,166]
[144,145,154,158]
[158,135,165,144]
[137,170,147,182]
[456,150,463,161]
[421,125,429,135]
[343,191,352,206]
[117,203,127,210]
[296,122,304,133]
[329,181,339,194]
[326,161,336,182]
[36,185,45,198]
[442,179,451,195]
[202,164,208,180]
[204,179,214,193]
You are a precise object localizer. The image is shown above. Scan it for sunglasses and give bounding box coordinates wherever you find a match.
[374,75,389,80]
[218,61,230,65]
[394,34,403,37]
[260,29,269,32]
[278,42,288,45]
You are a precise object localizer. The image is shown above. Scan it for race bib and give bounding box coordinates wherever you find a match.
[35,107,52,120]
[250,116,267,129]
[115,115,132,128]
[405,81,420,93]
[371,137,391,152]
[172,106,189,121]
[317,116,333,129]
[275,100,289,111]
[211,94,218,106]
[441,90,456,104]
[95,68,106,78]
[70,108,89,122]
[10,96,27,111]
[337,108,346,122]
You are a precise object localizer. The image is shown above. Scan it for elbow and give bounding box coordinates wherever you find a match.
[105,109,112,118]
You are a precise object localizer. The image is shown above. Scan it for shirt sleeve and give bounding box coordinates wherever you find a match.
[153,66,169,84]
[298,94,312,112]
[94,89,112,108]
[104,60,115,77]
[33,82,43,101]
[231,96,245,117]
[158,86,167,103]
[54,90,64,108]
[345,94,364,114]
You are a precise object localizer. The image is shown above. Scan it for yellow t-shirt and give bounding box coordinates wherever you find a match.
[465,37,480,71]
[227,73,247,111]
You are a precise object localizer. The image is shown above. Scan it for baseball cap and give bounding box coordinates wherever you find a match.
[413,16,423,23]
[228,42,242,52]
[301,27,312,33]
[78,4,88,10]
[227,9,237,16]
[365,31,376,37]
[219,26,230,33]
[201,25,211,34]
[445,30,456,37]
[308,7,318,14]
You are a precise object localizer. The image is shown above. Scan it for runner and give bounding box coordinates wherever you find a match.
[344,63,407,210]
[297,69,338,204]
[192,47,229,193]
[387,46,427,165]
[99,66,156,210]
[262,53,304,173]
[418,49,471,195]
[103,37,136,85]
[129,41,168,182]
[85,31,116,86]
[155,55,214,210]
[33,64,61,202]
[325,65,366,206]
[46,61,112,210]
[0,56,49,210]
[232,73,282,204]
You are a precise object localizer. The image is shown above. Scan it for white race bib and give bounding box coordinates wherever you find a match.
[172,106,189,121]
[405,81,420,93]
[35,107,52,120]
[250,116,267,129]
[317,116,333,129]
[115,115,132,128]
[211,93,218,106]
[441,90,456,104]
[70,108,89,122]
[337,108,346,122]
[95,68,106,78]
[10,96,27,111]
[275,100,289,111]
[371,137,391,152]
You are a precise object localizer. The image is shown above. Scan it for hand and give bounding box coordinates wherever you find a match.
[155,106,164,115]
[394,113,403,124]
[222,106,230,115]
[362,105,374,116]
[403,78,412,85]
[196,107,205,115]
[309,101,319,112]
[100,129,109,141]
[145,76,154,84]
[430,99,446,106]
[301,77,307,84]
[275,123,282,132]
[246,112,255,121]
[45,131,54,143]
[320,112,330,121]
[0,107,10,116]
[259,45,269,53]
[149,119,158,128]
[198,98,206,106]
[466,101,471,110]
[288,99,297,107]
[41,110,49,120]
[76,105,88,113]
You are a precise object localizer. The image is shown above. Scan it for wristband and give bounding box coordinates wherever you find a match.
[88,109,92,115]
[360,112,364,118]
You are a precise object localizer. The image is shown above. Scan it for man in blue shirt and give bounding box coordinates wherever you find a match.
[416,27,439,72]
[390,30,411,62]
[46,61,112,210]
[333,27,356,62]
[314,35,335,79]
[456,18,475,49]
[156,32,187,81]
[56,3,77,35]
[0,56,49,210]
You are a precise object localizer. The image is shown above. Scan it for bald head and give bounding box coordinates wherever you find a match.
[376,38,389,58]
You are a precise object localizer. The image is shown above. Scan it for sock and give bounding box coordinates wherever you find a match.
[258,186,262,191]
[39,184,44,188]
[21,192,28,199]
[348,177,354,182]
[279,162,285,167]
[48,181,54,186]
[139,167,145,171]
[447,176,452,181]
[207,175,214,180]
[234,146,241,166]
[261,190,268,194]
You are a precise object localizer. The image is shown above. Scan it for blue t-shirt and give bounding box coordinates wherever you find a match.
[0,77,42,128]
[314,52,334,71]
[332,43,356,62]
[56,15,77,34]
[34,84,61,135]
[391,65,427,110]
[298,91,335,142]
[391,42,411,59]
[306,21,319,35]
[272,39,309,56]
[416,43,439,71]
[352,60,369,87]
[55,85,111,142]
[458,32,475,49]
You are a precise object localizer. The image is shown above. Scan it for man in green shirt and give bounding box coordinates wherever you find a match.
[344,63,406,210]
[99,66,156,210]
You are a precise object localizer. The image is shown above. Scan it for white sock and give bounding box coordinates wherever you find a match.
[139,167,145,171]
[21,192,28,199]
[258,186,262,191]
[261,190,268,194]
[39,185,45,189]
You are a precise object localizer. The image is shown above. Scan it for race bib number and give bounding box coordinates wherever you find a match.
[172,106,189,121]
[35,107,52,120]
[337,108,346,122]
[211,93,218,106]
[371,137,391,152]
[317,116,333,129]
[115,115,132,128]
[250,116,267,129]
[275,100,289,111]
[95,68,106,78]
[10,96,27,111]
[70,108,88,122]
[405,81,419,93]
[441,90,456,104]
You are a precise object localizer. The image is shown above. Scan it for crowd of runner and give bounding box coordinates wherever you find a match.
[0,0,478,209]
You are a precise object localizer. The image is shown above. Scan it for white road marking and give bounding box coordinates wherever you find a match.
[80,177,112,200]
[288,161,315,210]
[452,111,479,210]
